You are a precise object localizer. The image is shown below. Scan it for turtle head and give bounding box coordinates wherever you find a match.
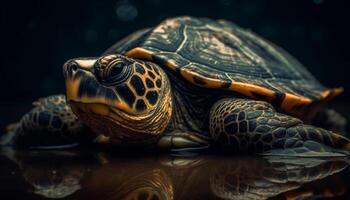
[63,54,172,142]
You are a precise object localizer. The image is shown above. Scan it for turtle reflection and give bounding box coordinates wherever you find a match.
[81,155,349,200]
[210,157,348,200]
[80,155,174,200]
[2,150,349,200]
[1,149,97,199]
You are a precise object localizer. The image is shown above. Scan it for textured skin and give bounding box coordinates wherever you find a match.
[87,54,164,113]
[3,95,92,148]
[209,98,350,156]
[64,56,173,141]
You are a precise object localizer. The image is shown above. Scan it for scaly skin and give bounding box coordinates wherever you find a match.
[1,95,93,149]
[209,98,350,156]
[64,55,173,143]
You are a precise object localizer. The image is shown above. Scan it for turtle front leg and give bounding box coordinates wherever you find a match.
[1,95,94,149]
[157,131,210,152]
[209,98,350,156]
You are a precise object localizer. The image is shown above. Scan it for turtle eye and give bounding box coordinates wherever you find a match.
[108,62,126,78]
[95,59,132,86]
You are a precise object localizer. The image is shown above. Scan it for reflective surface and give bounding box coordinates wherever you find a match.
[1,148,350,200]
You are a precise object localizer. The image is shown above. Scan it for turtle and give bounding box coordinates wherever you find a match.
[2,16,349,156]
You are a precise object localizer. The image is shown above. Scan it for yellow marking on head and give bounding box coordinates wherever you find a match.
[115,99,135,114]
[65,66,139,116]
[65,74,119,116]
[65,78,80,101]
[64,58,173,141]
[69,95,116,113]
[65,60,165,117]
[124,81,144,111]
[72,93,137,116]
[124,62,163,113]
[89,103,110,116]
[70,87,172,141]
[74,59,97,69]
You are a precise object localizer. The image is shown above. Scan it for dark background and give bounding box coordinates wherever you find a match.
[0,0,349,131]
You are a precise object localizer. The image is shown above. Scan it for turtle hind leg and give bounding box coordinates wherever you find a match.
[209,98,350,157]
[3,95,94,149]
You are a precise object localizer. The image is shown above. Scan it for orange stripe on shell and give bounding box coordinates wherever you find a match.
[320,87,343,101]
[126,47,343,118]
[125,47,153,60]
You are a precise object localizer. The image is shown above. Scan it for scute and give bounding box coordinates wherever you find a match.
[104,16,342,117]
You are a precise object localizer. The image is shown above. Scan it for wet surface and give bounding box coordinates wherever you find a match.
[0,103,349,200]
[1,148,350,200]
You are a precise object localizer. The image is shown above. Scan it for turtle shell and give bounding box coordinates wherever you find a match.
[104,16,342,117]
